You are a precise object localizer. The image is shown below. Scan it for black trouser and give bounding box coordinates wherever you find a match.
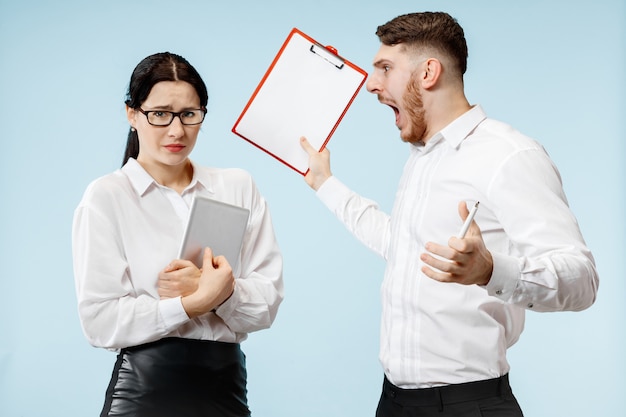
[100,338,250,417]
[376,374,524,417]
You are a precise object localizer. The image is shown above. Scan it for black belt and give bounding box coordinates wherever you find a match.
[383,374,511,407]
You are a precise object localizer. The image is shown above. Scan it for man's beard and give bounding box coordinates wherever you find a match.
[401,74,426,144]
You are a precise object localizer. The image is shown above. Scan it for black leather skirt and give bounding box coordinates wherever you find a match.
[100,338,250,417]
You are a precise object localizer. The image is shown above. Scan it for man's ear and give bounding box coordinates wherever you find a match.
[421,58,442,89]
[126,105,137,129]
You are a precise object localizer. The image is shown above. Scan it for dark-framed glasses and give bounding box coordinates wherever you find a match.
[138,107,207,126]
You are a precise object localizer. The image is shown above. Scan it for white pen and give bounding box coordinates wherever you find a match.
[457,201,480,238]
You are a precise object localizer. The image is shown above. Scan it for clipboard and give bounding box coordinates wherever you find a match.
[177,196,250,276]
[232,28,368,175]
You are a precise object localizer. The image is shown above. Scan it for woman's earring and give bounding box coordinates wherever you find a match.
[131,127,136,132]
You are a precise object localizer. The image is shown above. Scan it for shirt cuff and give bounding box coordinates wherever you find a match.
[159,297,190,332]
[316,176,352,211]
[485,252,520,300]
[214,282,240,318]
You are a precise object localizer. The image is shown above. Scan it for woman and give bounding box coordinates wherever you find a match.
[72,52,284,417]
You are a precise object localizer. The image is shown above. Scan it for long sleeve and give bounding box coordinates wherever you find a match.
[214,181,284,334]
[482,147,599,312]
[72,162,284,351]
[72,195,188,350]
[316,176,391,260]
[313,105,599,387]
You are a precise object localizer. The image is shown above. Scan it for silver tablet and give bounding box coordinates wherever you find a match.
[177,196,250,273]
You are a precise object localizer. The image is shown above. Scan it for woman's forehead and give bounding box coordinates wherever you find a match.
[143,81,200,107]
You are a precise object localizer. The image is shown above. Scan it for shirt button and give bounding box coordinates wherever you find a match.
[495,290,503,295]
[527,303,534,309]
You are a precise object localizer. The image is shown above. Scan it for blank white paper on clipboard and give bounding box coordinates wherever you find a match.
[232,28,367,175]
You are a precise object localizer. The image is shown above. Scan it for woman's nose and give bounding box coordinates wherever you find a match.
[168,116,185,137]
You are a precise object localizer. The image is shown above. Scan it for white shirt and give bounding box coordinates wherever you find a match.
[317,105,598,388]
[73,158,284,351]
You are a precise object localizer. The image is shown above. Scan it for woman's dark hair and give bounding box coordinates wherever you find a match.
[122,52,209,166]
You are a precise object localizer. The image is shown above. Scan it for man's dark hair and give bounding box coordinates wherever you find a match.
[376,12,468,76]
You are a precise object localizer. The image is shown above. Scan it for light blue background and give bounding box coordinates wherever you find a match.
[1,1,624,416]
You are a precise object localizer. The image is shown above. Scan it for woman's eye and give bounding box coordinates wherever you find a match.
[182,111,195,118]
[153,111,167,118]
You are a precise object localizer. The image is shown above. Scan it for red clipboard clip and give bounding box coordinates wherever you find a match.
[309,43,344,69]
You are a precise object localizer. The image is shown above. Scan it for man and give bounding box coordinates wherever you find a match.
[300,12,598,417]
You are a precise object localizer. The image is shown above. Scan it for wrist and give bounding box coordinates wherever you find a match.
[480,252,494,286]
[181,292,216,318]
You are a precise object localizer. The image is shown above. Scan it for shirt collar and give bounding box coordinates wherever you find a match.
[439,105,487,149]
[191,162,215,194]
[409,105,487,154]
[122,158,215,197]
[122,158,154,196]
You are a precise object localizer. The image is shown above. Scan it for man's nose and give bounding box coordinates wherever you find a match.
[366,73,381,94]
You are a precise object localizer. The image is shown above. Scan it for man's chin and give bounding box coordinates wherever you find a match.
[398,128,412,143]
[400,128,425,144]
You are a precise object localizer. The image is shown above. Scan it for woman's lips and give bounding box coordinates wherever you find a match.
[164,144,185,153]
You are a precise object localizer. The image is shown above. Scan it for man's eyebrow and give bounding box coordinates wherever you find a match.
[372,59,390,68]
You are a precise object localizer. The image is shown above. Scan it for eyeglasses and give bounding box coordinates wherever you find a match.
[137,108,207,126]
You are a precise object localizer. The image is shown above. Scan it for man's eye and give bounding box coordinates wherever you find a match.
[383,65,390,73]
